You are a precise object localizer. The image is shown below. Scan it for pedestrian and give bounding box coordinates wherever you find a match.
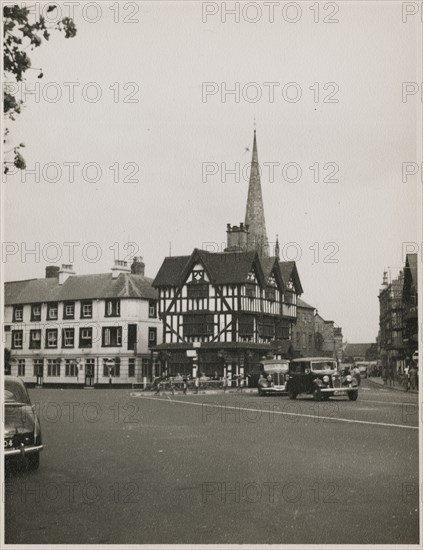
[194,376,200,394]
[388,366,395,387]
[382,366,388,385]
[352,365,361,386]
[409,365,417,390]
[223,375,228,393]
[182,376,188,395]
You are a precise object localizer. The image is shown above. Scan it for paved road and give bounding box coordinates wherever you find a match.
[4,381,419,545]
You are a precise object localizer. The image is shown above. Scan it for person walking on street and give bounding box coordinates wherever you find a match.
[382,366,388,385]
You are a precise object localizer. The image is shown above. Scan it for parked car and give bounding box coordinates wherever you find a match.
[4,376,43,470]
[286,358,359,401]
[257,359,290,396]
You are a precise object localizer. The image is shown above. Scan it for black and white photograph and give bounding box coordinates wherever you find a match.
[1,1,421,547]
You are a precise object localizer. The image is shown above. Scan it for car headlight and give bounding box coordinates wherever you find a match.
[323,375,330,383]
[346,375,352,382]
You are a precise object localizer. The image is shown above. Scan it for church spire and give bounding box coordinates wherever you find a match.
[245,129,269,257]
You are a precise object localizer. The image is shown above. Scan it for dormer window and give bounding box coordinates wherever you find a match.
[63,301,75,319]
[13,305,23,322]
[31,304,41,321]
[105,299,120,317]
[47,302,58,320]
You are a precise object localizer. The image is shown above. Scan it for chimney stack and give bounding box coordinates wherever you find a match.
[225,222,249,252]
[111,259,131,278]
[45,266,60,279]
[131,256,145,276]
[58,264,75,285]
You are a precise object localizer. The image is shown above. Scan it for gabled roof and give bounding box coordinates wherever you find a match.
[153,249,294,290]
[279,261,303,294]
[4,273,157,305]
[153,256,191,287]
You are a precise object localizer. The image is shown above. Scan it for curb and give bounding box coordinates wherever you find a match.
[366,378,418,394]
[135,389,258,396]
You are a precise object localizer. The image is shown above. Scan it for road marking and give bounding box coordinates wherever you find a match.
[360,399,417,407]
[131,394,419,431]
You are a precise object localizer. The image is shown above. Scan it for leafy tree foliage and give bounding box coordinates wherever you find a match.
[3,5,76,173]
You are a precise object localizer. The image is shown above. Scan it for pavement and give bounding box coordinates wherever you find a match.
[366,376,419,394]
[4,380,419,545]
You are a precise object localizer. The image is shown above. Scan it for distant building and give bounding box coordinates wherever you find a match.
[295,298,316,356]
[4,258,162,387]
[343,343,375,363]
[378,270,405,372]
[314,312,343,360]
[402,253,418,364]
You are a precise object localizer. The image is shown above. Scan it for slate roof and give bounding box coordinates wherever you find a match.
[153,249,303,292]
[343,343,373,358]
[4,273,157,306]
[153,249,262,287]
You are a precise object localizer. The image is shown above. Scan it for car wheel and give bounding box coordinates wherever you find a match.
[27,452,40,471]
[313,388,322,401]
[348,392,358,401]
[323,394,330,401]
[258,388,263,396]
[288,390,297,400]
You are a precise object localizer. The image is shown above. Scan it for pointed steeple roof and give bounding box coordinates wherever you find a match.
[245,129,269,257]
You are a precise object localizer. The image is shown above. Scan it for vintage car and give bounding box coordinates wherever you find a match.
[257,359,290,396]
[286,358,359,401]
[4,376,43,469]
[355,362,369,379]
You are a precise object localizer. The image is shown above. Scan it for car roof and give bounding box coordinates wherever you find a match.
[260,359,289,364]
[291,357,336,362]
[4,375,25,384]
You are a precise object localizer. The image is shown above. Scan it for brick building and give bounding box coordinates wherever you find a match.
[378,270,405,372]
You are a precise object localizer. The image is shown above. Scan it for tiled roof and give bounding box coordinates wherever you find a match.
[153,249,263,287]
[153,256,191,287]
[4,273,157,305]
[153,249,300,291]
[279,261,304,294]
[297,297,315,310]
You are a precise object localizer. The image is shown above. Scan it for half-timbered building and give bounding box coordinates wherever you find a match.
[152,130,303,379]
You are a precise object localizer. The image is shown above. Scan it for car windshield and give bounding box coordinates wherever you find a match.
[4,380,30,404]
[263,363,289,374]
[311,361,337,372]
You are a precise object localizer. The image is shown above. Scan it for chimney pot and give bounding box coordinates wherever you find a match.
[131,257,145,276]
[45,266,60,279]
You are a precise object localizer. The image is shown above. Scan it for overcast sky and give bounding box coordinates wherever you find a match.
[3,1,421,342]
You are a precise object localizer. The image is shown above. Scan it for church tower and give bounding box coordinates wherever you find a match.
[245,129,269,257]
